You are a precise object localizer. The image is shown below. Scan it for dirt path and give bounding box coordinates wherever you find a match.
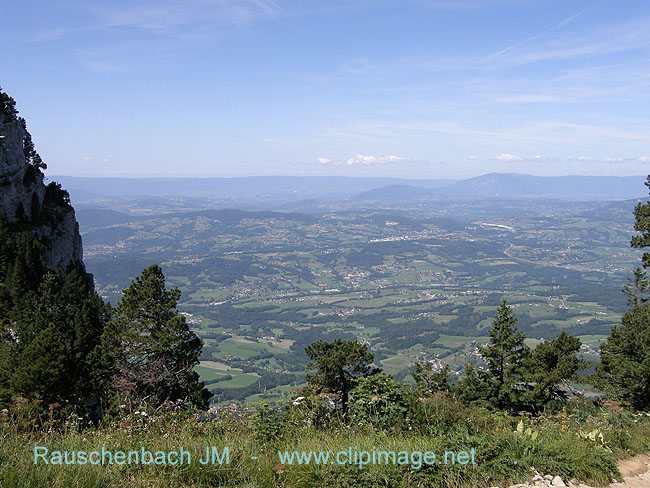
[610,455,650,488]
[508,455,650,488]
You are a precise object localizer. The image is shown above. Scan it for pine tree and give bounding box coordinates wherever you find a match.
[6,268,110,414]
[596,174,650,410]
[623,267,649,307]
[305,339,377,412]
[11,324,70,406]
[478,300,530,411]
[0,88,109,416]
[527,332,588,407]
[456,363,491,405]
[631,175,650,269]
[102,264,211,410]
[597,305,650,410]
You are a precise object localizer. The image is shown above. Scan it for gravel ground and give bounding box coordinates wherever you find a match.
[501,455,650,488]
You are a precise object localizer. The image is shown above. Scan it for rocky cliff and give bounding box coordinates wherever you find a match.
[0,91,83,271]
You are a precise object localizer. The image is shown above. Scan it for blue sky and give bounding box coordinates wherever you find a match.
[2,0,650,178]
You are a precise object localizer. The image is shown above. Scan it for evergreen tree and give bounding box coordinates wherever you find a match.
[305,339,377,412]
[102,264,211,410]
[527,332,588,407]
[11,324,69,406]
[597,305,650,410]
[478,300,530,411]
[456,363,491,405]
[631,175,650,269]
[623,267,649,307]
[0,88,108,416]
[596,175,650,410]
[6,268,109,415]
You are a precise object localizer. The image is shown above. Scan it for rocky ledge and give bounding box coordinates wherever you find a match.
[0,108,83,271]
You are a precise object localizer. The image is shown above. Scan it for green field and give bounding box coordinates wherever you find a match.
[83,200,640,403]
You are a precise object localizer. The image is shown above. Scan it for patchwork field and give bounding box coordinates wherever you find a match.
[79,197,641,403]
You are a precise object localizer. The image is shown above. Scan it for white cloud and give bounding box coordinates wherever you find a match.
[317,154,414,167]
[602,156,624,163]
[530,155,558,162]
[346,154,412,165]
[467,155,479,160]
[82,156,113,164]
[491,153,560,163]
[492,153,523,162]
[568,155,650,164]
[598,155,650,164]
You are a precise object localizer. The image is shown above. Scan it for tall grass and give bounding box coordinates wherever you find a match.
[1,399,648,488]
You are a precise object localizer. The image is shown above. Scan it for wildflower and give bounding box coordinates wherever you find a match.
[292,396,305,406]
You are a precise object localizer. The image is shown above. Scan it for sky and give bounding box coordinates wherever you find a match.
[1,0,650,179]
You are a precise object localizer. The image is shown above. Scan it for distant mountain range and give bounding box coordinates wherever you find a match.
[52,173,648,205]
[352,173,647,201]
[51,175,453,198]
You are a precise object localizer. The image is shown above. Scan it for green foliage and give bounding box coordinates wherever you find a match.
[0,86,18,124]
[631,175,650,268]
[304,339,377,412]
[43,182,71,208]
[0,214,109,415]
[597,304,650,410]
[252,403,288,442]
[526,331,589,407]
[10,324,69,405]
[0,87,45,169]
[453,304,586,412]
[596,174,650,410]
[102,264,211,411]
[20,118,46,170]
[622,267,649,307]
[412,362,452,395]
[349,373,409,429]
[477,300,530,411]
[455,363,492,407]
[2,399,648,488]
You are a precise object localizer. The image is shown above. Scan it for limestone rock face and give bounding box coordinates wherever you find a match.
[0,116,83,271]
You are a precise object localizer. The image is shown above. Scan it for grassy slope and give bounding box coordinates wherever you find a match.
[2,401,649,488]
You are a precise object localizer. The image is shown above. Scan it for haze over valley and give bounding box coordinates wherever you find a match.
[70,173,649,402]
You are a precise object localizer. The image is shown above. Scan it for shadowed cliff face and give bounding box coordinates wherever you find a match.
[0,103,83,272]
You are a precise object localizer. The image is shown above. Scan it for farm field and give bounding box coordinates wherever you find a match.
[79,196,640,403]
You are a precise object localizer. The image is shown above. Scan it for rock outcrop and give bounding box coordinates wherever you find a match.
[0,97,83,271]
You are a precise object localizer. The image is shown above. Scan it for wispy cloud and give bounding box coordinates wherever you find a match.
[600,156,650,164]
[82,156,113,164]
[318,154,414,166]
[484,4,602,63]
[322,118,650,147]
[95,0,281,31]
[486,14,650,67]
[493,154,649,165]
[492,153,522,162]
